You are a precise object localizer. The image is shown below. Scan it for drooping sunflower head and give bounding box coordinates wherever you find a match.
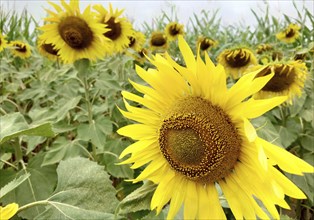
[94,3,133,53]
[9,40,32,59]
[217,47,257,79]
[197,36,218,53]
[164,22,184,41]
[0,33,8,52]
[39,0,111,63]
[276,23,301,44]
[128,30,146,52]
[118,36,313,219]
[250,60,308,104]
[37,37,59,61]
[149,31,168,51]
[256,43,273,54]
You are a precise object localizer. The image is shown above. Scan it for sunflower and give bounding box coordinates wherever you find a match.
[128,30,146,52]
[197,36,218,53]
[217,47,257,79]
[149,31,168,51]
[39,0,111,64]
[256,43,273,55]
[9,40,32,59]
[165,22,184,41]
[37,37,59,61]
[249,60,308,104]
[0,203,19,220]
[117,36,313,220]
[0,33,8,52]
[94,3,133,53]
[276,23,301,44]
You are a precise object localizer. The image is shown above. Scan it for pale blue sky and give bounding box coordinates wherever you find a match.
[1,0,313,29]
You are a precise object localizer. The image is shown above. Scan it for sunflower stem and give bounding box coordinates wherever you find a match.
[75,59,97,159]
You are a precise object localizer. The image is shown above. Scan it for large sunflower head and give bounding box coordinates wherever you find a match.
[149,31,168,51]
[164,22,184,41]
[93,3,133,53]
[9,40,32,59]
[39,0,111,63]
[37,37,60,61]
[217,47,258,79]
[276,23,301,44]
[128,30,146,52]
[250,60,308,104]
[197,36,218,53]
[0,33,8,52]
[117,36,313,220]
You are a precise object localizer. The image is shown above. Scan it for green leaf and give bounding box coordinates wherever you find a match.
[277,117,302,148]
[35,157,119,219]
[117,181,157,215]
[42,137,91,166]
[35,203,117,220]
[89,117,113,149]
[0,173,30,199]
[0,112,55,144]
[100,138,133,179]
[1,153,57,219]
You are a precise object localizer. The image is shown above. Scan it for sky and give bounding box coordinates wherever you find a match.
[1,0,313,30]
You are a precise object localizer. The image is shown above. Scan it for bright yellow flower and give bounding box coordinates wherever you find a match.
[0,203,18,220]
[117,36,313,220]
[276,23,301,43]
[256,43,273,54]
[217,47,257,79]
[164,22,184,41]
[9,40,32,59]
[128,30,146,52]
[94,3,133,53]
[39,0,111,63]
[249,60,308,104]
[149,31,168,51]
[0,33,8,52]
[37,37,59,61]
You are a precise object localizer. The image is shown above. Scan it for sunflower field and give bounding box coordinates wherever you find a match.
[0,1,313,220]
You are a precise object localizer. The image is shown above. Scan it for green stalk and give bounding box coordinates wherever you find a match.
[74,59,97,160]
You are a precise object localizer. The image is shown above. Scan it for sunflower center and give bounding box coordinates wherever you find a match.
[285,28,295,38]
[257,65,295,92]
[128,36,136,47]
[169,25,180,36]
[15,44,27,53]
[104,17,122,41]
[225,49,250,67]
[159,97,242,183]
[200,40,211,51]
[42,43,59,55]
[151,33,166,47]
[58,16,93,49]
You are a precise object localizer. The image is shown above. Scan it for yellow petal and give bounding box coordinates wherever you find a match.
[117,124,157,140]
[230,96,287,119]
[0,203,19,220]
[167,177,186,219]
[119,139,156,159]
[183,181,198,220]
[271,167,307,199]
[258,137,314,175]
[178,35,196,71]
[151,171,176,213]
[219,180,243,219]
[242,117,257,142]
[206,184,226,220]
